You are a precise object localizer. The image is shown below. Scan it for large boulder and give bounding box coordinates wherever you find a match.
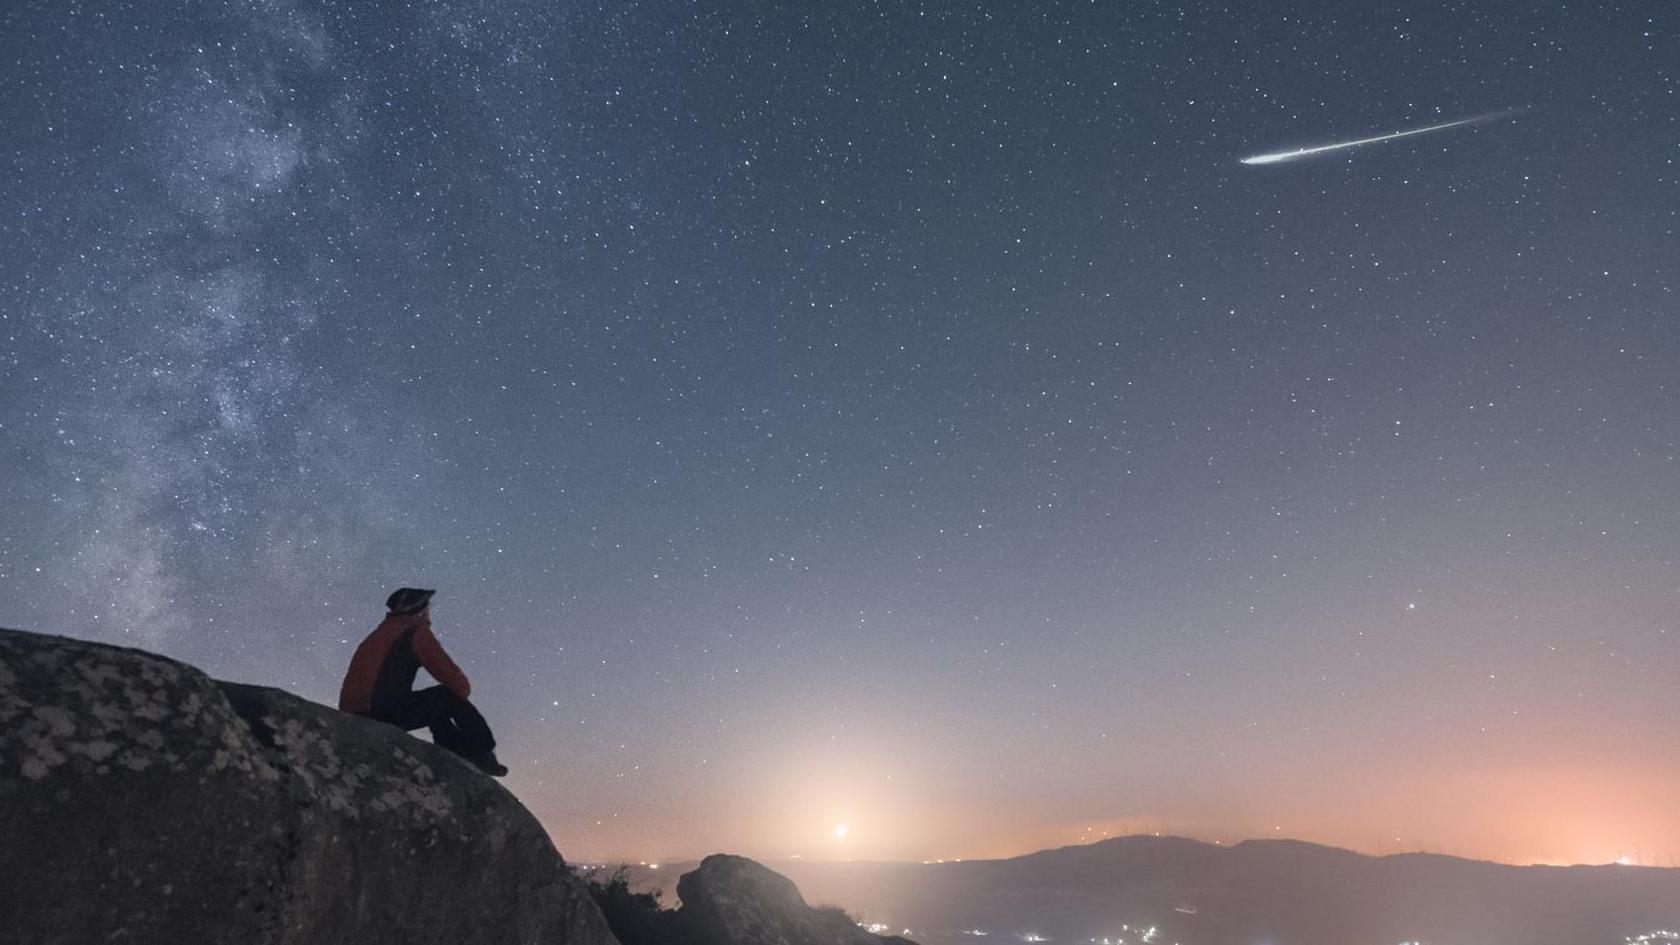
[676,854,915,945]
[0,627,618,945]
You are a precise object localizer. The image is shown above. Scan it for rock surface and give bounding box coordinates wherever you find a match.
[0,627,617,945]
[677,855,916,945]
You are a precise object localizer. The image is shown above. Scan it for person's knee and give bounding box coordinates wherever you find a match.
[414,685,462,711]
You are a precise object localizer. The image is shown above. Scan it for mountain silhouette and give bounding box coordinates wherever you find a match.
[620,835,1680,945]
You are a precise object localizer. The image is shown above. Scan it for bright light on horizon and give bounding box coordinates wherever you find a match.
[582,828,1674,870]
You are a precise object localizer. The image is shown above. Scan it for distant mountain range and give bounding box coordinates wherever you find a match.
[607,835,1680,945]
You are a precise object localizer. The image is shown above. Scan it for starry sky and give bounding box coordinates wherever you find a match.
[3,0,1678,866]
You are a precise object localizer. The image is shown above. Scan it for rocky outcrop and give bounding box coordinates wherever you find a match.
[0,627,617,945]
[676,855,916,945]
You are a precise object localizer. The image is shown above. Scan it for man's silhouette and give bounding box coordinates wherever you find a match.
[339,588,507,776]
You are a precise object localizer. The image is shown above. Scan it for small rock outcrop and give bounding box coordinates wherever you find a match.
[0,627,617,945]
[676,855,916,945]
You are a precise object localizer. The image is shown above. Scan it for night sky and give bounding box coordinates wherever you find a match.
[3,0,1677,866]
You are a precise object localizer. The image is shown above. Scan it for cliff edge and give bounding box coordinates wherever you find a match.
[0,627,617,945]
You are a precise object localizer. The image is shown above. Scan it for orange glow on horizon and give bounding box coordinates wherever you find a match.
[542,752,1680,869]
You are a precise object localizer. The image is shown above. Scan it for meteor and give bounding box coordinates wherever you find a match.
[1240,110,1519,166]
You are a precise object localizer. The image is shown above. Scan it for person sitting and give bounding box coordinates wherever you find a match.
[338,587,507,777]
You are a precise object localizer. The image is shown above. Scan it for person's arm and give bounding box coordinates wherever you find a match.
[413,625,472,700]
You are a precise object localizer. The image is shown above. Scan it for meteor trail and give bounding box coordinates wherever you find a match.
[1240,111,1518,166]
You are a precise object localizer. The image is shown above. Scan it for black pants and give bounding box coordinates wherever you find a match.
[372,686,496,757]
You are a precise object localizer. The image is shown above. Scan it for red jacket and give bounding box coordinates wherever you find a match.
[338,613,472,715]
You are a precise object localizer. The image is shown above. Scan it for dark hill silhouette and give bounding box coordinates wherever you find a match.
[580,855,918,945]
[681,855,917,945]
[620,835,1680,945]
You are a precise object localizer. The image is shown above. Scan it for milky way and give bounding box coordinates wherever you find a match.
[3,0,1678,865]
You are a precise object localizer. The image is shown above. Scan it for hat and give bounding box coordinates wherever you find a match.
[386,587,436,615]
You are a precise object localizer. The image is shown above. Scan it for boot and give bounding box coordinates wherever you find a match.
[472,749,509,777]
